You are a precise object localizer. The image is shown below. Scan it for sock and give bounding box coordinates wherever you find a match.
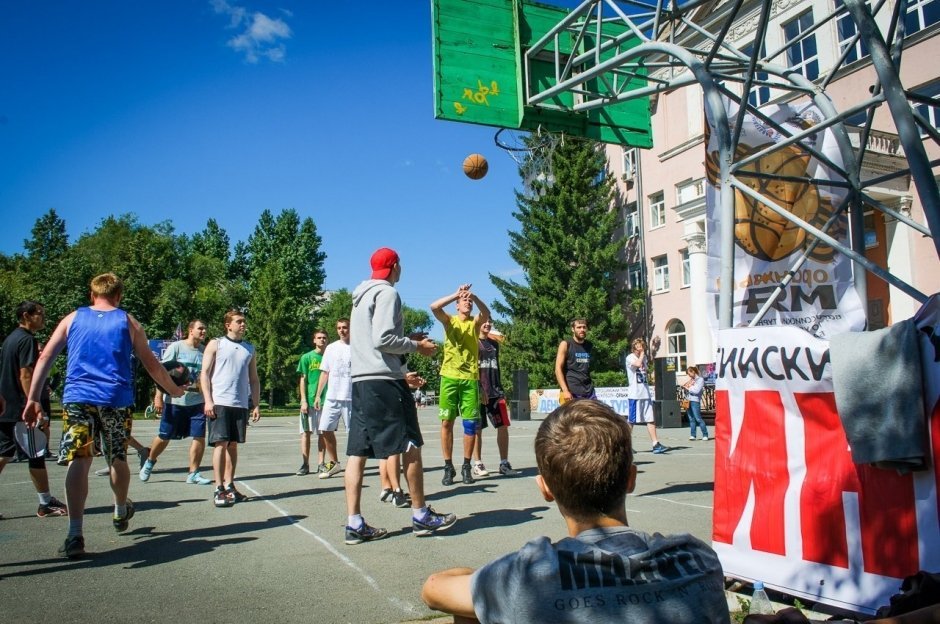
[67,519,83,538]
[115,503,126,518]
[38,492,52,505]
[500,459,509,466]
[444,459,453,468]
[146,459,156,468]
[348,514,364,529]
[463,458,471,466]
[412,506,429,521]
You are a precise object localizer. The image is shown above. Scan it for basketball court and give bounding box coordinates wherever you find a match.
[0,410,715,623]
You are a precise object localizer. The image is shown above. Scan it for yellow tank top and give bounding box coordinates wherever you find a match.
[440,316,479,380]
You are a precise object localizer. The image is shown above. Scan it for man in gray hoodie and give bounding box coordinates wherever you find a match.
[344,247,458,544]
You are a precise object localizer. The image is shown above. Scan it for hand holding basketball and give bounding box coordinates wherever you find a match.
[463,153,488,180]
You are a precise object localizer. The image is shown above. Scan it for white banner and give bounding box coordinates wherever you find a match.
[529,387,646,415]
[712,324,939,613]
[704,99,866,339]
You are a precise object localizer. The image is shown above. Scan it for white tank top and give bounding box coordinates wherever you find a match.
[211,337,255,408]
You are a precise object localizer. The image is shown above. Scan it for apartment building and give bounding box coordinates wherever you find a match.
[607,0,940,374]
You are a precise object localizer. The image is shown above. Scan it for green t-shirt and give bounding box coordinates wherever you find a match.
[440,316,479,380]
[297,350,327,402]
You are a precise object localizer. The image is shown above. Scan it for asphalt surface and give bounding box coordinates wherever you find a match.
[0,409,716,623]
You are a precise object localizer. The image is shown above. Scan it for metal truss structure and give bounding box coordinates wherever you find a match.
[523,0,939,328]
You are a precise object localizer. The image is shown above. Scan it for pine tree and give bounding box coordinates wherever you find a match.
[491,135,630,389]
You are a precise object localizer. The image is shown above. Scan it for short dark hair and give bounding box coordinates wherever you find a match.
[571,318,588,327]
[15,301,44,323]
[336,318,349,325]
[535,400,633,519]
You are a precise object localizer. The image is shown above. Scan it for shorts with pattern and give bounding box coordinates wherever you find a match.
[438,377,480,422]
[59,403,133,465]
[347,380,422,460]
[299,408,322,434]
[208,405,248,445]
[479,397,510,429]
[158,403,207,440]
[318,399,351,432]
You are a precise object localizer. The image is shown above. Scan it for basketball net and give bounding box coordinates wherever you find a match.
[494,127,562,196]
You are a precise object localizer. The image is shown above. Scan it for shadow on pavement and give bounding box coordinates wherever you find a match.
[0,515,305,578]
[640,481,714,496]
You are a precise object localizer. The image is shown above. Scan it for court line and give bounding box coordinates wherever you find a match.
[640,494,713,510]
[236,480,422,617]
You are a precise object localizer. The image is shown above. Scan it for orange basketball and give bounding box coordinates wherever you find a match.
[463,153,488,180]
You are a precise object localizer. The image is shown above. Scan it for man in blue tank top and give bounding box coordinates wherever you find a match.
[23,273,185,559]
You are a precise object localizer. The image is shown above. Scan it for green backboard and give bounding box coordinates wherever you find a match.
[431,0,652,147]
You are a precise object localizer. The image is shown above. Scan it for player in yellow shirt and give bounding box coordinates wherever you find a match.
[431,284,490,486]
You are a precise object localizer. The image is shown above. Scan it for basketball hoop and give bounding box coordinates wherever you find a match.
[494,127,562,195]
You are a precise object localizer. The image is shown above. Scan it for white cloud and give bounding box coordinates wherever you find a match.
[210,0,292,64]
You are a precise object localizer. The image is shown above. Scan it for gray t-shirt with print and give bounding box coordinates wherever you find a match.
[470,526,729,624]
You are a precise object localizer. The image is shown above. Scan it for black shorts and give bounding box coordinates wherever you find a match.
[0,421,20,458]
[478,397,510,429]
[208,405,248,445]
[347,379,423,460]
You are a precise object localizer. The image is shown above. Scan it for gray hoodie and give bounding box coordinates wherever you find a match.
[350,279,416,382]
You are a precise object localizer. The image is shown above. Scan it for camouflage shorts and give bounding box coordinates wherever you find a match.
[59,403,133,465]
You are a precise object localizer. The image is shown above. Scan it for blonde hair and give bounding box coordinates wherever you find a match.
[90,273,124,300]
[687,365,700,376]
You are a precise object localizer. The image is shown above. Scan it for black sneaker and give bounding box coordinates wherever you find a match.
[214,486,233,508]
[345,522,388,545]
[58,535,85,559]
[413,506,457,537]
[296,464,310,476]
[499,461,520,476]
[225,484,248,503]
[113,500,135,532]
[441,464,456,486]
[138,447,151,470]
[461,463,475,484]
[391,489,410,508]
[652,442,668,454]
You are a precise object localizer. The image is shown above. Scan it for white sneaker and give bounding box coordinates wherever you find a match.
[703,436,710,441]
[471,462,489,477]
[689,436,696,441]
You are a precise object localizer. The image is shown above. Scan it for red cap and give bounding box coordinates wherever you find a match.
[370,247,399,280]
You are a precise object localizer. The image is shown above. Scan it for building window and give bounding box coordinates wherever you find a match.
[835,0,870,63]
[741,42,771,107]
[905,0,939,33]
[676,179,705,205]
[783,11,819,81]
[666,320,688,371]
[625,202,639,237]
[623,149,637,180]
[652,255,670,293]
[681,249,691,287]
[628,262,644,289]
[649,192,666,229]
[913,80,940,137]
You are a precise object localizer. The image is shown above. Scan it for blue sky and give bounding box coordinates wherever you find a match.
[0,1,534,324]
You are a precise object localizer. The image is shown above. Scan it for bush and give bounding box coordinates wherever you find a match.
[593,370,628,387]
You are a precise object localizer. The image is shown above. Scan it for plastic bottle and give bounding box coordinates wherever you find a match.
[750,581,774,615]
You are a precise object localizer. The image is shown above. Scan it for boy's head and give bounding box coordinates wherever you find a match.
[90,273,124,303]
[535,399,635,520]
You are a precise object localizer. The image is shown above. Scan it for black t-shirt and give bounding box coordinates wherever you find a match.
[564,337,594,396]
[478,337,504,400]
[0,327,38,422]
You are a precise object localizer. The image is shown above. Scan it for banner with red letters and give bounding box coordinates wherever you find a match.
[712,317,940,614]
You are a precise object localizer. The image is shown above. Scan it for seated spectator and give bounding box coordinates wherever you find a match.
[422,399,730,623]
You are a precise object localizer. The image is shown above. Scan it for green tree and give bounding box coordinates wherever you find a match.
[491,136,631,389]
[245,209,326,405]
[403,305,439,393]
[314,289,353,339]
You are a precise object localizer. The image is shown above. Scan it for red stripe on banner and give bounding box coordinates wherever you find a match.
[713,389,789,555]
[799,392,919,577]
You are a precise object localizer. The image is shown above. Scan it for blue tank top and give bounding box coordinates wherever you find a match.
[62,307,134,407]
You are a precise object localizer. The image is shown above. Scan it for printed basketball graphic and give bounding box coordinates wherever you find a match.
[706,141,838,262]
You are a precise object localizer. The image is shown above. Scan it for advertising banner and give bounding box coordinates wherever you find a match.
[704,99,866,339]
[529,387,645,415]
[712,322,939,613]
